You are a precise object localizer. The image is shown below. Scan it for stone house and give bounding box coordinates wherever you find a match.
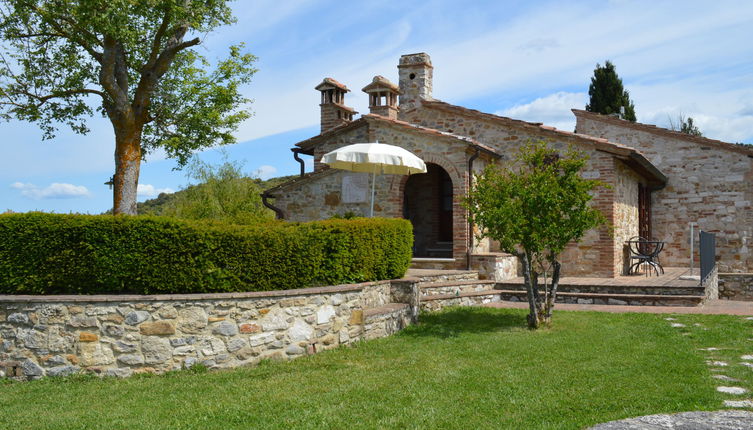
[264,53,752,281]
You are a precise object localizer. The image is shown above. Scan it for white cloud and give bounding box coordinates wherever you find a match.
[498,92,587,132]
[137,184,175,198]
[11,182,92,199]
[254,165,278,180]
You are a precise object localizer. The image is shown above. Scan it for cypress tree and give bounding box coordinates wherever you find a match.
[586,61,637,121]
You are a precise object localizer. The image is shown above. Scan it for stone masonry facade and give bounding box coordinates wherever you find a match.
[267,52,749,280]
[575,110,753,274]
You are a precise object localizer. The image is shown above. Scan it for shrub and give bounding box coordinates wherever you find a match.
[0,213,412,295]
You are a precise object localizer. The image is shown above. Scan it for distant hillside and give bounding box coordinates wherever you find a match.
[137,174,297,215]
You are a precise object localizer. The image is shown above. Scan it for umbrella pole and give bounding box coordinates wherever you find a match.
[369,169,376,217]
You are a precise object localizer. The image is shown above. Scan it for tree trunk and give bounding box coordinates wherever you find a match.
[521,253,539,329]
[112,126,142,215]
[541,260,561,326]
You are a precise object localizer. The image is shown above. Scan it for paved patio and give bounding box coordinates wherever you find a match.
[502,266,700,288]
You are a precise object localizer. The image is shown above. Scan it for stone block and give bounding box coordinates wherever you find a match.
[112,341,137,353]
[286,344,305,355]
[106,368,133,378]
[99,314,124,324]
[141,337,172,364]
[239,323,260,334]
[78,332,98,342]
[173,346,196,356]
[7,313,29,325]
[117,354,145,365]
[177,308,208,334]
[226,338,247,353]
[349,310,364,325]
[139,321,175,336]
[317,305,336,324]
[260,310,288,331]
[288,319,314,342]
[124,311,150,326]
[248,332,275,347]
[212,321,238,336]
[158,306,178,319]
[104,324,125,337]
[78,343,114,367]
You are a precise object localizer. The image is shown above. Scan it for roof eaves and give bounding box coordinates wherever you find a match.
[294,118,369,153]
[264,168,339,195]
[572,109,753,157]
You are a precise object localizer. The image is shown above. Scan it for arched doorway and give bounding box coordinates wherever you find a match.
[403,163,453,258]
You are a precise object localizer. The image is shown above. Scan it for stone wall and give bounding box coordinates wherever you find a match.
[719,273,753,301]
[470,253,518,281]
[403,103,628,277]
[613,160,641,275]
[273,116,496,266]
[0,281,414,380]
[575,112,753,273]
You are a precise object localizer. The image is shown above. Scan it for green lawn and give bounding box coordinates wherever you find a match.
[1,308,751,429]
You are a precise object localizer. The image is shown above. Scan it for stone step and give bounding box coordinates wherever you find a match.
[419,280,498,296]
[398,269,480,286]
[362,303,413,340]
[495,282,705,297]
[420,289,502,302]
[495,290,704,307]
[419,290,502,312]
[410,258,459,271]
[363,303,410,319]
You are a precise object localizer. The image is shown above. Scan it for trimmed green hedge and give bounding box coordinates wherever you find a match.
[0,213,413,295]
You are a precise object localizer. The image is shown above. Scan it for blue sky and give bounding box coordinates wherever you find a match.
[2,0,753,213]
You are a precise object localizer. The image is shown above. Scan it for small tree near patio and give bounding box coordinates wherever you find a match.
[466,140,606,329]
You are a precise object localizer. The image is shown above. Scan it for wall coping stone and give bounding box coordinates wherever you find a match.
[0,280,389,304]
[363,303,410,318]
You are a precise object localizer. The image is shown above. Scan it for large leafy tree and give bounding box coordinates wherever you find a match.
[0,0,257,214]
[586,60,636,122]
[467,140,606,329]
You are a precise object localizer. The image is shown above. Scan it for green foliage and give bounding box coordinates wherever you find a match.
[140,156,272,224]
[0,0,255,154]
[0,213,413,295]
[586,60,637,122]
[467,140,606,261]
[668,115,703,137]
[680,117,703,136]
[137,174,297,216]
[466,140,607,327]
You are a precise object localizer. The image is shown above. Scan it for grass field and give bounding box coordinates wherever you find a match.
[1,307,751,429]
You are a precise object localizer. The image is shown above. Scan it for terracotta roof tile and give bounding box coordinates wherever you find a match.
[362,75,400,93]
[315,77,349,92]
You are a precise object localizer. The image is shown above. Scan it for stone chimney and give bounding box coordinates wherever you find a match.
[398,53,433,114]
[315,78,356,133]
[362,75,400,120]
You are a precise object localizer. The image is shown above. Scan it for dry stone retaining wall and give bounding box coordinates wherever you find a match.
[0,281,413,380]
[719,273,753,301]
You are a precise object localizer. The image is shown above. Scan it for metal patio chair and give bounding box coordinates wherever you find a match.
[627,236,665,276]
